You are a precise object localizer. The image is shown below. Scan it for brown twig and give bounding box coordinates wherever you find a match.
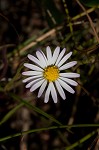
[0,13,20,41]
[0,48,8,80]
[76,0,99,43]
[19,26,62,54]
[11,6,98,55]
[78,82,97,104]
[0,44,16,51]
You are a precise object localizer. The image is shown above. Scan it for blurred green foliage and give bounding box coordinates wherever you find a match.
[80,0,99,7]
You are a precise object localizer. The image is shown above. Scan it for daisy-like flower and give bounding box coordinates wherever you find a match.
[22,46,80,103]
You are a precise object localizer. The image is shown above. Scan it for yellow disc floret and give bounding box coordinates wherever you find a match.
[43,65,59,82]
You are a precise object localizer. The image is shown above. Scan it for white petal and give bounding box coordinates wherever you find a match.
[38,80,47,98]
[28,54,44,68]
[26,78,43,88]
[39,50,48,65]
[24,63,43,71]
[60,73,80,78]
[44,82,52,103]
[55,80,66,100]
[36,51,47,68]
[46,46,52,65]
[30,79,45,92]
[52,47,60,64]
[59,77,78,86]
[55,48,66,66]
[57,52,72,67]
[22,71,42,76]
[58,78,75,94]
[59,61,77,70]
[22,74,43,83]
[50,82,57,103]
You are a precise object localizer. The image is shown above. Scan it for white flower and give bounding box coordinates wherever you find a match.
[22,46,80,103]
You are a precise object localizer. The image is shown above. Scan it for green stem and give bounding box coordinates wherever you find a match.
[0,125,98,142]
[65,129,98,150]
[62,0,73,33]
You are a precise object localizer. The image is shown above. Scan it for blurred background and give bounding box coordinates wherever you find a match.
[0,0,99,150]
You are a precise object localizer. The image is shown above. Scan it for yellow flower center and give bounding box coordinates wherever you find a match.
[43,65,59,82]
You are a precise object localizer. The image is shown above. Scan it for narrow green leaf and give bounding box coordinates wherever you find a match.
[0,103,23,126]
[42,0,64,27]
[10,93,62,126]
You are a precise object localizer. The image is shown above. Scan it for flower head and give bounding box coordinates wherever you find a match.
[22,46,80,103]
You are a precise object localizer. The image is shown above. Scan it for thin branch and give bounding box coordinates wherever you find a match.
[10,6,98,55]
[76,0,99,43]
